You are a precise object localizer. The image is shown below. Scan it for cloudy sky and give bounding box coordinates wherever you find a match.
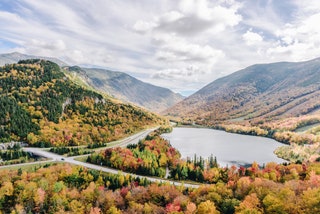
[1,0,320,96]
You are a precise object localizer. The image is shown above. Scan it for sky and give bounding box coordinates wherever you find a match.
[1,0,320,96]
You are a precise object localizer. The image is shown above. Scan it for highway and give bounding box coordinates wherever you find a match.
[17,127,199,188]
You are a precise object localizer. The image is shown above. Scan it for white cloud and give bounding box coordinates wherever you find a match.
[153,0,242,36]
[242,30,263,46]
[152,65,206,80]
[293,0,320,13]
[29,39,66,51]
[0,11,24,24]
[179,0,242,23]
[132,0,242,37]
[239,0,285,35]
[154,34,224,62]
[160,11,184,23]
[1,0,320,95]
[133,20,157,33]
[266,2,320,61]
[130,0,236,91]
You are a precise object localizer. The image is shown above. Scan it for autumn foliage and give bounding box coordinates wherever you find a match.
[0,162,320,213]
[0,60,163,146]
[87,132,181,178]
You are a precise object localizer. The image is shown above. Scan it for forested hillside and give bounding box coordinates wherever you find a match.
[0,59,163,146]
[0,53,184,113]
[165,58,320,123]
[0,161,319,213]
[164,58,320,163]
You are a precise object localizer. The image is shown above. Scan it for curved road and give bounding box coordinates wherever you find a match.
[20,128,199,188]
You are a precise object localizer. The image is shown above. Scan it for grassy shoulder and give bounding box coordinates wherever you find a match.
[0,144,48,166]
[0,160,57,171]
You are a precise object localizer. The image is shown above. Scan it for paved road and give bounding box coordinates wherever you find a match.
[19,128,199,188]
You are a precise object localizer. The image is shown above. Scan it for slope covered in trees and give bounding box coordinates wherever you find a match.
[87,131,318,185]
[0,52,184,113]
[87,129,181,178]
[0,59,163,146]
[164,58,320,162]
[165,58,320,123]
[0,161,319,213]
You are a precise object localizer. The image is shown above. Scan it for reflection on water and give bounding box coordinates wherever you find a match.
[162,127,286,167]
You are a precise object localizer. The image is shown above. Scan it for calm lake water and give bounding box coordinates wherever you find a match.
[162,127,286,167]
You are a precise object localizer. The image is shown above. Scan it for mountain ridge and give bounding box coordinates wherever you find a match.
[66,66,184,113]
[0,52,184,113]
[164,57,320,123]
[0,52,68,67]
[0,59,163,146]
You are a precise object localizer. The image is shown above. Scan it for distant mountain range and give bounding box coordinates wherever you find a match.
[165,57,320,124]
[0,52,183,113]
[0,52,68,67]
[65,66,184,113]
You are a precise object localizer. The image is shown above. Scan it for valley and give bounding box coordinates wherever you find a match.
[1,125,320,213]
[162,127,286,167]
[0,58,320,214]
[65,66,184,113]
[165,58,320,163]
[2,1,320,213]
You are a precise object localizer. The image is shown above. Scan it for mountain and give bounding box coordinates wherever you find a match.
[0,53,184,113]
[65,66,184,113]
[0,52,68,67]
[0,59,163,146]
[164,57,320,124]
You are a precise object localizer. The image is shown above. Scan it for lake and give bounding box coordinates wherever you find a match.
[162,127,286,167]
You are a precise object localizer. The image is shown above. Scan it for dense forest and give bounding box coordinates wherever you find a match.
[0,59,163,146]
[1,60,319,213]
[0,162,319,213]
[87,131,319,185]
[87,128,180,178]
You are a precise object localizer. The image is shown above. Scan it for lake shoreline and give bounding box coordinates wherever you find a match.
[162,126,287,167]
[175,123,292,157]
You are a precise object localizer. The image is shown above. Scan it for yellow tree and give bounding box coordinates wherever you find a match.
[107,206,121,214]
[0,181,14,198]
[235,193,262,214]
[300,188,320,213]
[69,200,85,213]
[196,200,219,214]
